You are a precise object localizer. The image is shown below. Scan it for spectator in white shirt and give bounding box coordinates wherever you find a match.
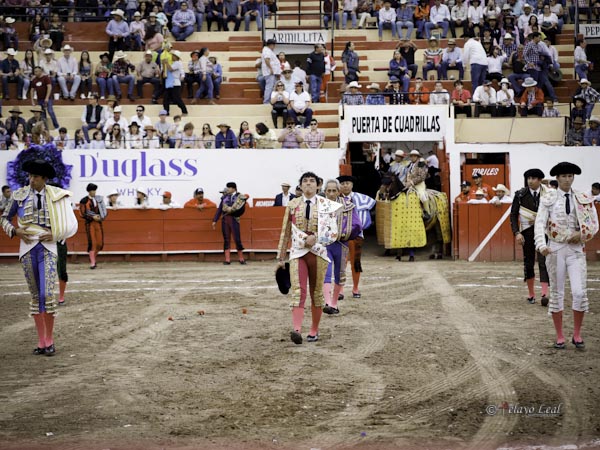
[129,105,153,129]
[496,77,516,116]
[440,38,464,79]
[126,121,144,149]
[450,0,468,38]
[159,192,181,209]
[426,150,439,169]
[425,0,451,39]
[467,0,484,35]
[342,0,358,29]
[429,81,449,104]
[288,82,314,128]
[468,189,489,204]
[143,125,162,149]
[517,3,534,32]
[486,46,506,82]
[56,45,81,100]
[463,35,488,92]
[103,106,129,134]
[473,80,497,117]
[378,1,397,41]
[489,184,513,205]
[588,182,600,203]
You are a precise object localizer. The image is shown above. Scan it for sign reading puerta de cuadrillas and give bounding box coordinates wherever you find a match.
[342,105,448,142]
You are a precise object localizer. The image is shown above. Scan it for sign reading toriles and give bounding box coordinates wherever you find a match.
[342,105,448,142]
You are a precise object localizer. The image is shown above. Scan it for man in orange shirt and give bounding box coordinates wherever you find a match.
[469,173,493,200]
[183,188,217,210]
[518,77,544,117]
[408,77,430,104]
[454,180,472,202]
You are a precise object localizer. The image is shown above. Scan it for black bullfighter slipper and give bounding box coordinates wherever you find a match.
[290,331,303,345]
[553,342,566,349]
[571,338,585,349]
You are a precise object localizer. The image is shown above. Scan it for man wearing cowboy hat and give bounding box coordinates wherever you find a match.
[489,184,512,205]
[143,125,161,149]
[3,17,18,49]
[162,49,189,116]
[106,190,123,209]
[518,77,543,117]
[274,182,296,207]
[1,48,24,101]
[440,38,464,80]
[467,189,489,204]
[39,48,58,82]
[366,82,385,105]
[56,44,81,101]
[523,32,557,101]
[33,36,53,60]
[584,116,600,146]
[136,50,161,103]
[0,159,78,356]
[105,9,129,61]
[110,50,135,102]
[341,81,365,105]
[103,105,129,134]
[215,123,238,148]
[573,78,599,120]
[566,116,585,147]
[500,34,517,68]
[511,168,549,305]
[535,162,599,349]
[26,106,48,134]
[5,106,26,137]
[389,149,409,182]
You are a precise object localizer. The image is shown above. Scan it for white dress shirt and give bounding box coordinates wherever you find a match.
[463,38,489,66]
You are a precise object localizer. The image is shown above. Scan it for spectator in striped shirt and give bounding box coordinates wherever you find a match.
[171,1,196,41]
[341,81,365,105]
[542,98,560,117]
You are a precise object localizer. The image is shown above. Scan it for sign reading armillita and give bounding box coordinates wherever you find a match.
[580,24,600,38]
[343,105,448,141]
[265,30,329,45]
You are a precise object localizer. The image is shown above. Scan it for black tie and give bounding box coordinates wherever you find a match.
[533,191,539,208]
[305,200,311,220]
[565,193,570,215]
[36,193,42,210]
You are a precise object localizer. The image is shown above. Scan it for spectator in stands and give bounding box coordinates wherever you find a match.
[507,44,527,96]
[489,184,512,205]
[481,36,494,56]
[423,36,443,80]
[0,186,11,213]
[451,80,472,117]
[77,51,93,99]
[429,81,449,104]
[342,0,358,29]
[163,0,179,24]
[26,106,47,134]
[169,115,184,147]
[323,0,340,29]
[1,48,24,100]
[384,77,406,104]
[307,44,326,103]
[397,39,418,78]
[484,15,502,45]
[134,188,149,208]
[129,12,145,50]
[486,46,506,82]
[414,0,430,39]
[29,14,48,44]
[110,50,135,101]
[243,0,262,31]
[304,118,325,148]
[198,123,216,148]
[5,107,26,137]
[524,32,557,101]
[56,45,80,101]
[162,50,189,116]
[33,36,52,63]
[573,79,599,120]
[144,13,164,51]
[394,0,414,40]
[48,13,65,52]
[274,183,295,206]
[293,60,308,91]
[569,0,591,23]
[467,0,484,37]
[455,180,472,202]
[463,35,488,93]
[20,49,35,100]
[191,0,206,31]
[129,105,152,129]
[192,48,214,103]
[542,98,560,117]
[126,122,143,149]
[408,77,430,104]
[209,56,223,99]
[136,50,161,103]
[538,4,558,44]
[589,182,600,202]
[153,110,171,147]
[425,0,450,39]
[143,125,161,149]
[81,94,105,142]
[356,0,372,29]
[500,34,518,67]
[39,49,58,90]
[102,95,118,126]
[468,189,489,204]
[543,36,560,75]
[103,105,128,133]
[574,40,591,82]
[106,9,129,61]
[2,17,18,51]
[280,67,297,94]
[254,122,278,148]
[89,130,106,149]
[450,0,467,38]
[342,41,360,83]
[518,3,534,38]
[10,123,29,151]
[176,122,197,148]
[184,188,217,209]
[261,38,280,104]
[473,79,497,116]
[29,65,59,130]
[237,121,254,148]
[342,80,365,105]
[94,53,113,99]
[366,82,385,105]
[584,116,600,146]
[216,122,238,148]
[518,77,543,116]
[289,81,314,126]
[440,38,464,80]
[158,192,181,209]
[207,0,225,31]
[388,51,410,92]
[55,127,70,150]
[470,172,493,200]
[223,0,242,31]
[171,1,196,41]
[496,77,516,117]
[270,81,289,128]
[565,117,585,147]
[278,118,304,148]
[105,123,126,149]
[377,0,396,41]
[571,96,587,124]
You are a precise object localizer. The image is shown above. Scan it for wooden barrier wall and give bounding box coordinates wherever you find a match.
[453,203,600,262]
[0,207,286,261]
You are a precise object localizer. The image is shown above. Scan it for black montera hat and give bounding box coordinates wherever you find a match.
[86,183,98,191]
[22,159,56,179]
[337,175,356,184]
[523,168,545,179]
[275,262,291,295]
[550,162,582,177]
[226,182,237,189]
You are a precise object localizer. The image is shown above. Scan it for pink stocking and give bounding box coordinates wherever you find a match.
[552,311,564,344]
[237,249,245,262]
[541,282,549,297]
[59,280,66,302]
[89,251,96,267]
[33,314,46,348]
[309,304,322,336]
[331,284,342,309]
[323,282,332,307]
[526,278,535,298]
[43,312,55,347]
[292,307,304,333]
[224,249,231,263]
[573,310,585,342]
